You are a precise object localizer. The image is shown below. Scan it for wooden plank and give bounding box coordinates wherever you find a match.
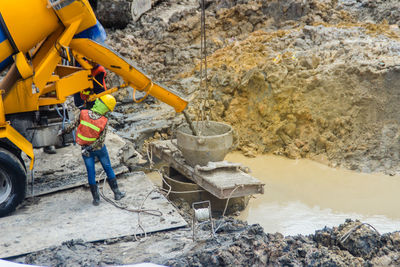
[150,140,264,199]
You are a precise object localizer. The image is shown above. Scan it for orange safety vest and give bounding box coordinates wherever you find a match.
[76,110,108,146]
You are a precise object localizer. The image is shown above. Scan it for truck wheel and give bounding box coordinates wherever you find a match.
[0,148,26,217]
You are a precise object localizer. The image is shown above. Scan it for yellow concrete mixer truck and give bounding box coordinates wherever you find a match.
[0,0,187,217]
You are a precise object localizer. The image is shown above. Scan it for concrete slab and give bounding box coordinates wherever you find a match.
[27,165,129,197]
[0,172,187,258]
[26,132,129,197]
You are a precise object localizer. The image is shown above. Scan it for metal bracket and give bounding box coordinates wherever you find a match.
[0,124,34,170]
[192,200,214,241]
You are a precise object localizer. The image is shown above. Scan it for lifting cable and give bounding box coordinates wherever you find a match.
[197,0,211,134]
[98,171,162,241]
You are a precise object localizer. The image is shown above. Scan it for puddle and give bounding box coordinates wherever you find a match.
[226,152,400,236]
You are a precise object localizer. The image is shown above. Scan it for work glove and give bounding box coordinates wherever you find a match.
[82,146,92,157]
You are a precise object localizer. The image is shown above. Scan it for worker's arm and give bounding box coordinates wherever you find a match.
[89,124,107,151]
[62,115,80,134]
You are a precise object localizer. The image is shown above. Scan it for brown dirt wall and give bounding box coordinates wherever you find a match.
[101,0,400,174]
[187,24,400,175]
[104,0,400,172]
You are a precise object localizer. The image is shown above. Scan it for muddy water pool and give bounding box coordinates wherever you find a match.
[225,152,400,236]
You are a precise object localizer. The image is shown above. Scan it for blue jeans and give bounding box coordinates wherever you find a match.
[82,145,116,185]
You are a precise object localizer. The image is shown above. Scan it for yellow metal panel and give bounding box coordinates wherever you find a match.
[32,27,64,69]
[0,95,34,169]
[0,91,5,126]
[3,78,39,114]
[41,83,57,96]
[54,0,97,32]
[0,124,34,170]
[48,75,60,83]
[38,69,92,106]
[0,0,60,53]
[71,51,92,69]
[33,20,82,90]
[0,40,14,63]
[56,69,92,98]
[70,39,188,112]
[14,52,33,79]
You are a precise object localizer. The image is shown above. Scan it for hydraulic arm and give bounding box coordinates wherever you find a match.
[0,0,187,168]
[0,0,188,217]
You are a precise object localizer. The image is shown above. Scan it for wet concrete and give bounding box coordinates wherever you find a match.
[226,152,400,236]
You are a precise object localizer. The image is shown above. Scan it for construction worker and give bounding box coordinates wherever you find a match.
[74,63,107,110]
[46,64,107,155]
[59,94,125,206]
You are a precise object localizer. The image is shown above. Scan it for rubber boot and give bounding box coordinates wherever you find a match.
[107,178,126,200]
[89,184,100,206]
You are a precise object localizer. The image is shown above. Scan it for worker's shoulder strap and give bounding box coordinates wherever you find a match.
[92,65,106,77]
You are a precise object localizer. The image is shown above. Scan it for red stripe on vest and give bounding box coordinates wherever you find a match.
[76,110,108,146]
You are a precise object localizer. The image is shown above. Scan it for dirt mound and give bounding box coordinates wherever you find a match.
[23,239,116,267]
[166,219,400,266]
[15,219,400,266]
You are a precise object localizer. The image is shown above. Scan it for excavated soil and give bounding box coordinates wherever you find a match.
[106,0,400,174]
[7,1,400,266]
[14,219,400,266]
[166,219,400,267]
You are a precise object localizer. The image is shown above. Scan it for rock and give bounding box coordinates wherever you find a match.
[96,0,132,29]
[337,222,381,258]
[285,143,301,159]
[119,142,138,162]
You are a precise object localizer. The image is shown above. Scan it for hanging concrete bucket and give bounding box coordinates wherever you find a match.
[176,121,233,167]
